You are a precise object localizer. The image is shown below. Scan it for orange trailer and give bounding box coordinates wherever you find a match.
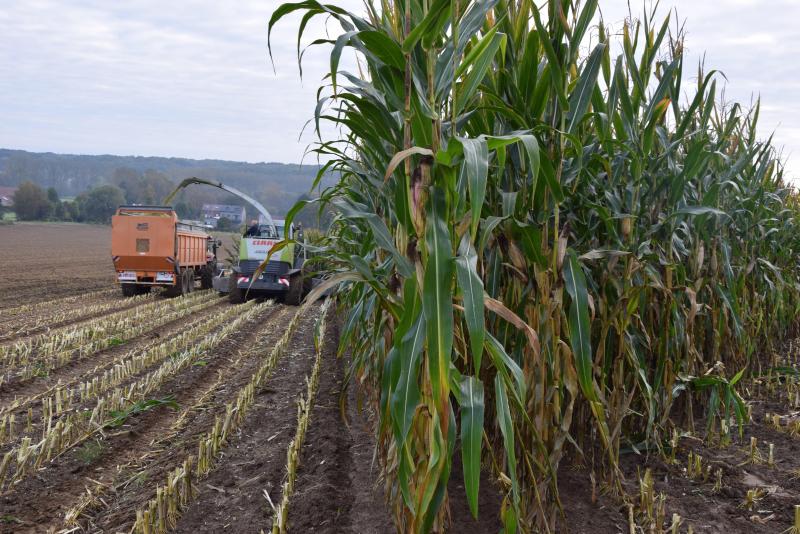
[111,206,217,297]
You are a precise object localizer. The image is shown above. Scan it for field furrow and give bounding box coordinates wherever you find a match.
[271,313,394,534]
[164,304,324,533]
[0,301,282,532]
[0,301,264,491]
[82,304,308,532]
[0,290,149,342]
[0,288,117,321]
[0,298,226,411]
[0,290,218,384]
[0,300,246,450]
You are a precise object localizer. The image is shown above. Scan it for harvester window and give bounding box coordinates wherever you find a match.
[256,225,284,239]
[136,238,150,253]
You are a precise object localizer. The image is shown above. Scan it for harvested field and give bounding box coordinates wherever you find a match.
[0,295,399,534]
[0,225,393,533]
[0,223,114,309]
[4,225,800,534]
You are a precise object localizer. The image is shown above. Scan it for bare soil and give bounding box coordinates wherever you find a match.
[174,306,323,533]
[275,318,395,534]
[0,304,283,532]
[0,223,114,308]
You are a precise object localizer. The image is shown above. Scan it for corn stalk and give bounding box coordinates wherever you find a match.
[270,0,800,531]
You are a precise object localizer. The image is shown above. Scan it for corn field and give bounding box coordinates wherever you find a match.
[270,0,800,531]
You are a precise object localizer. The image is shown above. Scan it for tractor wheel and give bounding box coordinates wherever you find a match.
[228,274,244,304]
[200,266,213,289]
[121,284,138,297]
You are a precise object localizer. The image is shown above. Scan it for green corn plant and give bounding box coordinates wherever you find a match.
[105,396,180,429]
[270,0,800,531]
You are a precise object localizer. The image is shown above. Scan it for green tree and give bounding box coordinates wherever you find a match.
[53,201,66,220]
[13,181,52,220]
[63,200,81,221]
[112,167,175,205]
[112,167,140,203]
[46,187,59,204]
[174,200,198,219]
[82,185,125,223]
[46,187,65,220]
[215,216,237,232]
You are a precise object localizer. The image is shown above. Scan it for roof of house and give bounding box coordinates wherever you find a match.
[0,186,17,198]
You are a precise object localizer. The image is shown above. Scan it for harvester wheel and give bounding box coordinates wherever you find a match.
[121,284,138,297]
[228,274,244,304]
[136,285,152,295]
[285,270,309,306]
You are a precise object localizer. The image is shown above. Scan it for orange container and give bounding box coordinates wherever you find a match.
[111,206,209,286]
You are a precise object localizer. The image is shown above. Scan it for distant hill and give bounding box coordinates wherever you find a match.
[0,148,332,218]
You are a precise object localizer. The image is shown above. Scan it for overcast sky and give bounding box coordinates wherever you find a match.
[0,1,798,180]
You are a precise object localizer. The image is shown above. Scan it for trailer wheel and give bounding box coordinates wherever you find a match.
[200,266,213,290]
[136,285,152,295]
[164,271,183,298]
[184,270,195,294]
[121,284,138,297]
[228,274,244,304]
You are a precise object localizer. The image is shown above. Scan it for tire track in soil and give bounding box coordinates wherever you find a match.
[0,299,229,408]
[277,317,394,534]
[85,306,298,532]
[172,304,324,534]
[0,303,286,533]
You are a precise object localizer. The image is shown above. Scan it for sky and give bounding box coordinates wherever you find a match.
[0,1,798,180]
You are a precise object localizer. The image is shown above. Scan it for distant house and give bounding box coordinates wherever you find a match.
[201,203,246,228]
[0,186,17,207]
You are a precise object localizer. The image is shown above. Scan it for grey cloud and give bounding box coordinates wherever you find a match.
[0,0,797,181]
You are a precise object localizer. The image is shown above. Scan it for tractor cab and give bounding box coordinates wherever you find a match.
[229,219,305,302]
[246,222,291,240]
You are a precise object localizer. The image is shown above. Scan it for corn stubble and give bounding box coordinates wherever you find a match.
[0,300,264,492]
[130,302,317,534]
[0,289,216,383]
[270,0,800,531]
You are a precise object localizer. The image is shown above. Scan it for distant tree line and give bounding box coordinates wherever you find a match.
[0,148,334,218]
[13,181,125,223]
[11,169,332,229]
